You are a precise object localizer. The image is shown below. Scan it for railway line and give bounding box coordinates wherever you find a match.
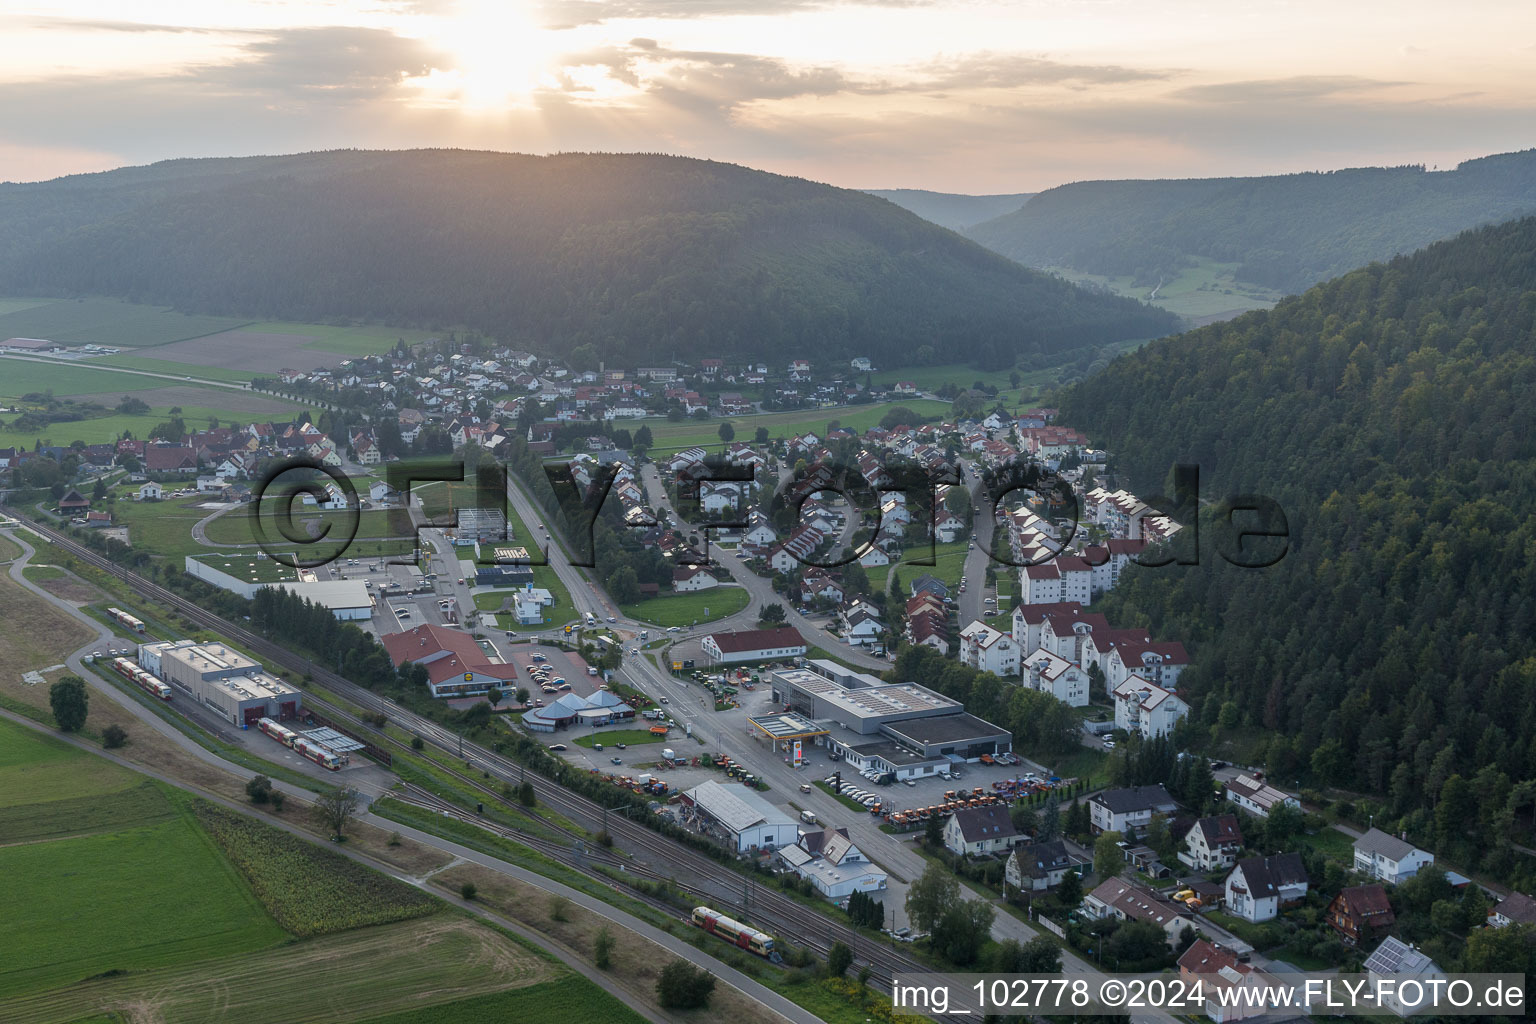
[12,511,947,999]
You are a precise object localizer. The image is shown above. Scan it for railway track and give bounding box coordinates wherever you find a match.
[12,512,951,999]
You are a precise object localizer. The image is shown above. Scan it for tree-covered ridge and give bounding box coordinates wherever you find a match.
[0,149,1174,370]
[1058,215,1536,882]
[967,148,1536,293]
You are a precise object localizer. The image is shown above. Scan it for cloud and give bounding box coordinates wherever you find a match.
[900,52,1174,92]
[1172,75,1412,104]
[537,0,931,29]
[204,27,449,99]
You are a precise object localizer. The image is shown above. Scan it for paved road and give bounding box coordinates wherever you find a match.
[956,462,996,627]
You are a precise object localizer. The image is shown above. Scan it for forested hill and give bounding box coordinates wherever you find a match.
[1059,215,1536,882]
[863,188,1034,231]
[0,150,1174,370]
[966,148,1536,293]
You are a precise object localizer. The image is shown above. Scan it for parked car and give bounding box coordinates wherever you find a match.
[610,757,623,765]
[548,743,567,751]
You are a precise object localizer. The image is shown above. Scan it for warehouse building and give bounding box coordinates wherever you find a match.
[268,580,374,621]
[682,780,799,853]
[139,640,302,726]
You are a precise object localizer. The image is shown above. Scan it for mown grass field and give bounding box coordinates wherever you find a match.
[83,353,260,383]
[0,809,289,1000]
[1,917,556,1024]
[0,361,302,447]
[1050,257,1284,321]
[0,717,561,1024]
[573,729,665,748]
[0,718,141,809]
[352,978,648,1024]
[0,298,250,348]
[620,585,749,626]
[0,779,178,844]
[896,538,969,588]
[0,357,168,397]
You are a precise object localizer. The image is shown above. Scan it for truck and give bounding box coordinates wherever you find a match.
[585,612,597,627]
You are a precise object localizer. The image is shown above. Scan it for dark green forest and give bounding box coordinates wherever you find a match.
[967,148,1536,293]
[0,149,1173,370]
[1059,215,1536,883]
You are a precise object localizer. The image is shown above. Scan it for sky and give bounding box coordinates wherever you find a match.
[1,0,1532,192]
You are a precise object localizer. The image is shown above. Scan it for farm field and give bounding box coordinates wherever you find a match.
[0,809,288,1000]
[190,800,441,936]
[638,398,951,454]
[0,359,304,448]
[619,585,749,626]
[0,778,178,844]
[0,719,141,809]
[0,916,555,1024]
[353,978,648,1024]
[0,298,251,348]
[0,717,563,1024]
[83,352,261,383]
[1050,257,1283,322]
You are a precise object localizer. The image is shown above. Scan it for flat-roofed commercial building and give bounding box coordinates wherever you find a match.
[770,668,1012,778]
[140,639,302,726]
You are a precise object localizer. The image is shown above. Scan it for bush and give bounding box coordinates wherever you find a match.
[460,882,478,901]
[102,724,128,749]
[827,941,852,977]
[550,895,570,922]
[656,959,716,1009]
[594,926,615,969]
[245,774,274,805]
[411,736,425,751]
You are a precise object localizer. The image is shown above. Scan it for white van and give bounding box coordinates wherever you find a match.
[799,810,818,825]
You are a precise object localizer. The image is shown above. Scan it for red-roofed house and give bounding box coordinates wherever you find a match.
[700,626,806,664]
[1178,940,1269,1021]
[673,566,719,592]
[381,623,519,698]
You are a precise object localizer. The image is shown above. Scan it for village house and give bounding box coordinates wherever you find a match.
[1327,884,1396,945]
[1224,774,1299,819]
[1179,814,1243,872]
[1083,878,1192,947]
[1352,828,1435,884]
[1005,839,1076,892]
[943,805,1020,857]
[1088,785,1179,835]
[1224,853,1308,923]
[1177,940,1270,1022]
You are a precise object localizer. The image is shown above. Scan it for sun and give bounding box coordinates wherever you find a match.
[423,0,557,110]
